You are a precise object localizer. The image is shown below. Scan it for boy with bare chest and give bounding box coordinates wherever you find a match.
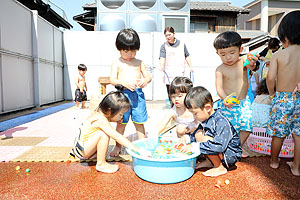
[110,28,152,157]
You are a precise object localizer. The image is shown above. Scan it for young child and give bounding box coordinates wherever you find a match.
[214,31,257,148]
[176,86,242,177]
[110,28,152,157]
[70,91,150,173]
[75,64,88,109]
[252,79,272,128]
[156,76,198,138]
[266,10,300,176]
[250,62,260,98]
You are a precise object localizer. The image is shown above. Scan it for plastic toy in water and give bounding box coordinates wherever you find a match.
[126,138,200,184]
[243,53,257,67]
[224,92,240,104]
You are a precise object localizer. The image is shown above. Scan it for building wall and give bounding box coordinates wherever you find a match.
[190,11,237,33]
[238,0,300,35]
[0,0,64,114]
[96,0,190,33]
[63,31,222,102]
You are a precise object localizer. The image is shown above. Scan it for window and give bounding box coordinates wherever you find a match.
[163,16,187,33]
[190,22,208,33]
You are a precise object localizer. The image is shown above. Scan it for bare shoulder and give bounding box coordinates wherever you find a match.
[216,63,226,72]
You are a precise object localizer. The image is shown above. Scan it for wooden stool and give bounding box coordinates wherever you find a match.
[98,77,111,95]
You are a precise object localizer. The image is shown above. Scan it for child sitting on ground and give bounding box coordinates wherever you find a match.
[266,11,300,176]
[156,76,199,138]
[70,91,149,173]
[176,86,242,177]
[252,78,272,128]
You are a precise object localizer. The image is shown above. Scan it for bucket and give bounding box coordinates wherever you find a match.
[126,138,200,184]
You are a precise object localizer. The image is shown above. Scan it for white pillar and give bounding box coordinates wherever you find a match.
[261,0,269,32]
[32,10,40,107]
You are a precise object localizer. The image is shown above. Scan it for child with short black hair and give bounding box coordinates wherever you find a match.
[214,31,257,149]
[176,86,242,177]
[110,28,152,157]
[75,64,88,109]
[266,10,300,176]
[70,91,150,173]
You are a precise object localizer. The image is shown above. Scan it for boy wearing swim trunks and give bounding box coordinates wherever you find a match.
[110,28,152,157]
[214,31,257,147]
[266,11,300,176]
[75,64,87,109]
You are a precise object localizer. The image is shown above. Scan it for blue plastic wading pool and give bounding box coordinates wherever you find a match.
[126,138,200,184]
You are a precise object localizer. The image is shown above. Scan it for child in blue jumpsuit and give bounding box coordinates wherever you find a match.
[177,86,242,177]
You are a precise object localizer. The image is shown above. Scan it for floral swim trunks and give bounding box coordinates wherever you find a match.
[220,96,252,134]
[267,92,300,138]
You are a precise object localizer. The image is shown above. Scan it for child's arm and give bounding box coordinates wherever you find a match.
[215,68,233,108]
[157,109,176,136]
[137,62,152,88]
[185,56,193,72]
[75,75,80,89]
[84,78,87,91]
[93,119,141,153]
[243,54,259,71]
[293,82,300,95]
[266,53,278,97]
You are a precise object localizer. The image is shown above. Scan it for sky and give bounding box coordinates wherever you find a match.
[49,0,253,31]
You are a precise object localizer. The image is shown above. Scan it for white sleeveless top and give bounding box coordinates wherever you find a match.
[172,106,198,129]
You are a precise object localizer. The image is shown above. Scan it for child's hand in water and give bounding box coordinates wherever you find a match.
[138,148,152,158]
[175,137,186,149]
[178,144,192,154]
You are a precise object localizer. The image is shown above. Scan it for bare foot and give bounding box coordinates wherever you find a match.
[81,106,88,109]
[202,166,227,177]
[109,146,121,157]
[96,162,119,173]
[195,159,213,169]
[287,161,300,176]
[270,158,280,169]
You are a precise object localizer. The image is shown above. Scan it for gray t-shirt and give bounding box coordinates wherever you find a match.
[159,39,190,58]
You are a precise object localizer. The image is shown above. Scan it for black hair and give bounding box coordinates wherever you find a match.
[213,31,242,50]
[115,28,140,51]
[184,86,213,109]
[277,10,300,45]
[78,64,87,71]
[267,38,280,49]
[169,77,193,96]
[255,78,276,95]
[250,61,260,76]
[96,91,130,118]
[164,27,175,34]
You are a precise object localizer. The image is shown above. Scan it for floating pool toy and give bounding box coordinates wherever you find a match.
[15,166,21,171]
[224,92,240,104]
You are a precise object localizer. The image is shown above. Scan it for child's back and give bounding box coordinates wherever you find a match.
[271,45,300,92]
[266,10,300,176]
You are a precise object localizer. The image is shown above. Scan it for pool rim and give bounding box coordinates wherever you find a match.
[126,138,200,162]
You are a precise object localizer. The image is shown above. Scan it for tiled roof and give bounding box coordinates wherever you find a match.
[83,2,96,9]
[191,1,250,13]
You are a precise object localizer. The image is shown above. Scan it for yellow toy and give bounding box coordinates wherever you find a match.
[224,92,240,104]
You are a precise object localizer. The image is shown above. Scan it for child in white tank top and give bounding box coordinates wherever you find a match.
[156,77,199,138]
